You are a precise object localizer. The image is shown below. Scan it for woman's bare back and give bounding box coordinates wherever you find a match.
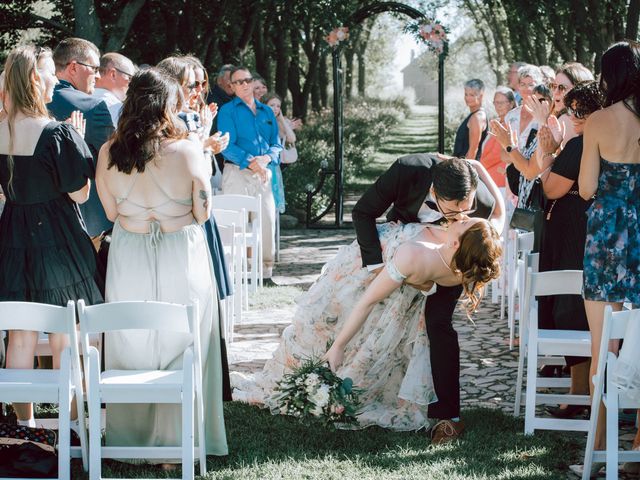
[594,101,640,164]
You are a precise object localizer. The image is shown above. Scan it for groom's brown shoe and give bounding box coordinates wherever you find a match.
[430,419,465,445]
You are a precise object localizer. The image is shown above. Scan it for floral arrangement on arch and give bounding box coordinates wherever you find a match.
[273,357,362,427]
[325,26,350,47]
[406,19,449,55]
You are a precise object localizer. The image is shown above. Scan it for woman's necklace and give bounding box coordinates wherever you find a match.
[436,247,453,272]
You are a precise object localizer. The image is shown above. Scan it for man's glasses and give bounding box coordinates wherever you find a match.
[74,61,100,74]
[231,77,254,86]
[114,67,133,80]
[549,82,570,93]
[435,196,477,219]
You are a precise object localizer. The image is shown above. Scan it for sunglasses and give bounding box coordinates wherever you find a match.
[536,97,549,103]
[75,61,100,74]
[231,77,253,85]
[566,106,589,119]
[435,195,477,219]
[549,82,570,93]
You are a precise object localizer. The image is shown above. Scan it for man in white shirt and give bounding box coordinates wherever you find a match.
[93,52,136,127]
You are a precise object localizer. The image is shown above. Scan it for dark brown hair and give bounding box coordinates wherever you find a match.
[432,158,479,202]
[451,220,502,314]
[108,68,187,173]
[599,40,640,110]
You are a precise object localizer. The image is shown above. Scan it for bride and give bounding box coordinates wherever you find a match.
[232,173,502,432]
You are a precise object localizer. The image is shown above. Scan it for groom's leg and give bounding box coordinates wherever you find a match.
[425,284,463,420]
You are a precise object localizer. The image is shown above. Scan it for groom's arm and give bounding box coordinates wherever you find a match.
[352,160,402,268]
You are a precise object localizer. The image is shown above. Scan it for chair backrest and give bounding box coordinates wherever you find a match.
[213,208,246,230]
[0,301,75,335]
[597,306,640,382]
[212,194,261,215]
[78,299,200,375]
[517,231,535,252]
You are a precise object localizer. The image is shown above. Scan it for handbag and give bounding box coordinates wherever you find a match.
[509,177,545,252]
[0,423,58,477]
[281,143,298,164]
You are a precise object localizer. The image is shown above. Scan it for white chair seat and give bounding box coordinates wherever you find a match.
[100,370,186,403]
[537,330,591,356]
[0,370,61,402]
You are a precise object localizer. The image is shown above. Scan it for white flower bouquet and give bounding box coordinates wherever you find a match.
[274,357,362,427]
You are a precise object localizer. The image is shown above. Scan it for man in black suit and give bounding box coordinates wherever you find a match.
[48,37,115,240]
[352,153,504,444]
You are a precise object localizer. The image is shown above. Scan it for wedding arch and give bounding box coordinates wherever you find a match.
[306,1,448,227]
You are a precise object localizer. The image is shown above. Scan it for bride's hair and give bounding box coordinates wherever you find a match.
[451,220,502,314]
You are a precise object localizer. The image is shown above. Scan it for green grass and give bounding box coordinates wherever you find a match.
[248,285,303,309]
[70,403,581,479]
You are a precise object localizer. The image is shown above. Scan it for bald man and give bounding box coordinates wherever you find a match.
[93,52,136,127]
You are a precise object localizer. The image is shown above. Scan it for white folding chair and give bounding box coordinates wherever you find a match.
[214,207,248,316]
[583,306,640,480]
[516,268,592,433]
[507,229,535,350]
[0,301,88,478]
[212,194,264,292]
[78,300,205,480]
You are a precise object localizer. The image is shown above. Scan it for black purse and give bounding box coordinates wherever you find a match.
[509,177,545,252]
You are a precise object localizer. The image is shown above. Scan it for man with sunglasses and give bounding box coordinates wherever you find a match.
[48,37,115,274]
[352,153,504,444]
[218,66,282,284]
[93,52,136,127]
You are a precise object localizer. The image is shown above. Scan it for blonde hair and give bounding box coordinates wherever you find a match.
[3,45,52,196]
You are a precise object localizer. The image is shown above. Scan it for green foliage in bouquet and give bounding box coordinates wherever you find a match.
[273,357,362,428]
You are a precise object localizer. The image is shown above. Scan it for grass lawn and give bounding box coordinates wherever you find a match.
[71,402,580,479]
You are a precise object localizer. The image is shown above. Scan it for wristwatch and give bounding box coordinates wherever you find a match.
[505,144,517,153]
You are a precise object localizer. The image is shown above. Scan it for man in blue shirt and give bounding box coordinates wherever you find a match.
[218,66,282,281]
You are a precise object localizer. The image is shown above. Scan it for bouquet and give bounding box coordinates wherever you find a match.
[274,357,362,427]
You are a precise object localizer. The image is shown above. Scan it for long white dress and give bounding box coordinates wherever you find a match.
[232,222,437,431]
[103,171,227,458]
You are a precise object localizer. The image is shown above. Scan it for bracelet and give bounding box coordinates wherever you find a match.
[542,152,556,160]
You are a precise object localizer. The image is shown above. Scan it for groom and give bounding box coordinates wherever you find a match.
[352,153,499,445]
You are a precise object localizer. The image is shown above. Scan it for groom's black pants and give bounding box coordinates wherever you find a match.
[425,283,463,420]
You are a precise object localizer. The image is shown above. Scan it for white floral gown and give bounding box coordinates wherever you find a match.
[232,222,437,431]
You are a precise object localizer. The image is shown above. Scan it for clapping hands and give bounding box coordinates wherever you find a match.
[489,118,516,150]
[523,95,551,126]
[204,131,229,154]
[66,110,86,139]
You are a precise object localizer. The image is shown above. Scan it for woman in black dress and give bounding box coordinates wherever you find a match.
[536,81,603,417]
[0,46,102,426]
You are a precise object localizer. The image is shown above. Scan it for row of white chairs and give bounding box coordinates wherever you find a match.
[0,299,206,480]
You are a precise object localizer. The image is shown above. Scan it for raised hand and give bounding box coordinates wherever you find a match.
[200,105,213,137]
[203,131,230,154]
[208,102,218,120]
[289,118,303,130]
[523,95,551,126]
[537,125,559,155]
[546,115,564,145]
[66,110,86,139]
[489,118,515,150]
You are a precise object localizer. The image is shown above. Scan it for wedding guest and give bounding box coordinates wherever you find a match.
[207,64,234,172]
[453,79,487,160]
[218,66,282,284]
[579,40,640,458]
[48,37,114,241]
[0,45,102,427]
[479,86,516,188]
[539,65,555,86]
[96,68,227,460]
[507,61,527,104]
[253,74,268,101]
[504,64,543,153]
[263,93,295,213]
[93,52,136,127]
[159,55,233,399]
[536,82,603,418]
[548,63,594,147]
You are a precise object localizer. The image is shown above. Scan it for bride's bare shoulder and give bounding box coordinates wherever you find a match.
[393,241,435,276]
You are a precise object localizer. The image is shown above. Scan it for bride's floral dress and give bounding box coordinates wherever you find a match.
[232,222,437,431]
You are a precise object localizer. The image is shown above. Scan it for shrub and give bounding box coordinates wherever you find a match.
[282,96,410,221]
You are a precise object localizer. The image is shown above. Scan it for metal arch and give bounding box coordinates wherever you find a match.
[306,1,445,228]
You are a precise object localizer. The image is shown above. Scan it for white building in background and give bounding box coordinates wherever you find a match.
[401,50,438,105]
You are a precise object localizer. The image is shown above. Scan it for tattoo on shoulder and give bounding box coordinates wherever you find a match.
[199,189,210,210]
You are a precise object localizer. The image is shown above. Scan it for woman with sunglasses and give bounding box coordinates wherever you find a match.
[534,82,604,419]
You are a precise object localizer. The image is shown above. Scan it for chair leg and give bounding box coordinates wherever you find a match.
[88,352,102,480]
[182,353,194,480]
[514,329,526,416]
[582,373,603,480]
[605,375,618,480]
[58,350,71,480]
[524,326,537,434]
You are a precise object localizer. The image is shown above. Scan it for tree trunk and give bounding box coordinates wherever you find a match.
[627,0,640,40]
[73,0,103,47]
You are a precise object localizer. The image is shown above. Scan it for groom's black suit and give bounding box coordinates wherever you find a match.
[352,152,495,419]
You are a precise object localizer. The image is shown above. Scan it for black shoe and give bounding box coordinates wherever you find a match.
[545,404,589,419]
[262,278,278,288]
